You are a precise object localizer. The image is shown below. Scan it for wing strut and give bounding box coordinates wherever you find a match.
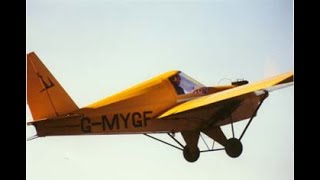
[144,133,226,153]
[167,133,184,148]
[230,113,235,138]
[239,90,269,140]
[200,133,210,150]
[143,133,184,151]
[27,135,39,141]
[199,133,225,153]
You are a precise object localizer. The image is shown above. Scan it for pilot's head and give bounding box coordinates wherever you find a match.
[171,75,181,85]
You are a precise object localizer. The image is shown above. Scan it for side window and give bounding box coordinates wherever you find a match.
[169,75,185,95]
[169,72,205,95]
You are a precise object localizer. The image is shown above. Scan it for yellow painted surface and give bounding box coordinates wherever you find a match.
[85,70,178,109]
[27,52,79,120]
[158,72,293,118]
[27,52,293,137]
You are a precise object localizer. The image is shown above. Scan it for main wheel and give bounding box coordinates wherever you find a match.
[183,146,200,162]
[225,138,243,158]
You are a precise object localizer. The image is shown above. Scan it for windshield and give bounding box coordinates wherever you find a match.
[169,72,205,95]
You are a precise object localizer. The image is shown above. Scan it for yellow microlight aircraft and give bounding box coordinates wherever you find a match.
[27,52,293,162]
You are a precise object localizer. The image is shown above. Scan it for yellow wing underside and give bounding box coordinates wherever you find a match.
[158,72,293,119]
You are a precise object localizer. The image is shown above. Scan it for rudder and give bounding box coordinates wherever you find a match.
[27,52,79,120]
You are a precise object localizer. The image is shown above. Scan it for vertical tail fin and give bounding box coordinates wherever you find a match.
[27,52,79,120]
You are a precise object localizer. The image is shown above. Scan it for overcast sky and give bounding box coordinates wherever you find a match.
[27,0,293,180]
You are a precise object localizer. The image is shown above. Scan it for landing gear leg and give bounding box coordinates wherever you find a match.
[224,91,268,158]
[181,131,200,162]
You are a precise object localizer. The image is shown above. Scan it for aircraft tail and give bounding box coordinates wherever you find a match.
[27,52,79,120]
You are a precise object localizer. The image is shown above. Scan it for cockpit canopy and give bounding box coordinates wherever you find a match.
[169,72,205,95]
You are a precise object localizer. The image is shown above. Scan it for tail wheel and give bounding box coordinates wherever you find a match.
[183,146,200,162]
[225,138,243,158]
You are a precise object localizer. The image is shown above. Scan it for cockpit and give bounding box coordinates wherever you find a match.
[169,72,206,95]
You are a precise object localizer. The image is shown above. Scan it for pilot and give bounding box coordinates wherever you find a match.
[170,75,185,95]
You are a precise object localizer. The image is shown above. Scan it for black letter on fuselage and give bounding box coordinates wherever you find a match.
[81,117,91,133]
[132,112,142,127]
[143,111,152,126]
[120,113,130,128]
[102,115,119,130]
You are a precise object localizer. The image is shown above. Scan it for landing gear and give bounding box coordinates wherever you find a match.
[183,145,200,162]
[225,138,242,158]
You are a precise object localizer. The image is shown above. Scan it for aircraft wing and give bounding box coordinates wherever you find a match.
[158,72,293,119]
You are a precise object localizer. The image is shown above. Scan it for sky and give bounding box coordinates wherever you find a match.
[26,0,293,180]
